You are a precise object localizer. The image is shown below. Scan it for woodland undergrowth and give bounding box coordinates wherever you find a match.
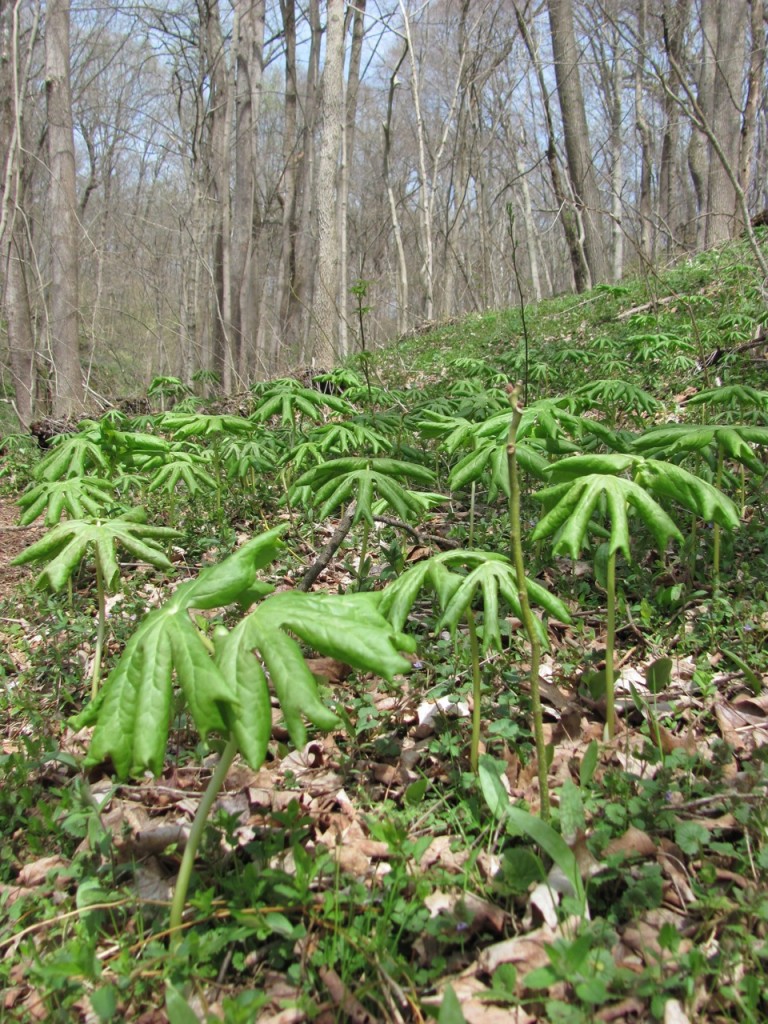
[2,238,768,1023]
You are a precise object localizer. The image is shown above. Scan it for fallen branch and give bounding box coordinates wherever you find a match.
[298,504,357,592]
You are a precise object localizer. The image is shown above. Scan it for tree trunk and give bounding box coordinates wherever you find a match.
[515,3,590,292]
[659,0,690,250]
[634,0,653,263]
[383,44,409,336]
[231,0,265,383]
[547,0,608,287]
[338,0,365,358]
[199,0,233,390]
[0,0,36,426]
[45,0,83,417]
[312,0,345,368]
[739,0,767,208]
[706,0,747,243]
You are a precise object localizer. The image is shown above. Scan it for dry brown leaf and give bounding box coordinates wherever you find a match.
[477,923,559,976]
[0,881,35,906]
[594,996,647,1021]
[663,998,691,1024]
[654,722,697,756]
[317,965,381,1024]
[17,855,69,888]
[604,826,657,860]
[306,657,354,685]
[419,835,470,873]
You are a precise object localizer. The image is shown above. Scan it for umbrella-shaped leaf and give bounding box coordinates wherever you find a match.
[12,509,180,592]
[18,476,115,526]
[533,474,683,559]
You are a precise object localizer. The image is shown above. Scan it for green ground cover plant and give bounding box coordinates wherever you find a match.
[2,236,768,1022]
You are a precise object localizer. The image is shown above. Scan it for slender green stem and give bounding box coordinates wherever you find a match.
[169,734,239,951]
[469,481,476,548]
[605,549,616,740]
[357,519,370,590]
[506,385,549,819]
[467,609,482,775]
[714,443,724,586]
[91,559,107,702]
[688,514,698,578]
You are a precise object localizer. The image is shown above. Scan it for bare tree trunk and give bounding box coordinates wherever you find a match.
[634,0,653,263]
[547,0,608,287]
[0,0,36,426]
[739,0,767,207]
[231,0,265,384]
[45,0,83,417]
[383,44,409,336]
[706,0,747,242]
[278,0,322,368]
[659,0,696,251]
[199,0,233,390]
[312,0,345,368]
[512,145,542,302]
[515,3,590,291]
[338,0,365,358]
[276,0,298,372]
[400,0,435,320]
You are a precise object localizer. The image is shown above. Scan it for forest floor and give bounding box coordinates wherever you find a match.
[3,237,768,1023]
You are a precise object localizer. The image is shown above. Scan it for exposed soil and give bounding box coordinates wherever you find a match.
[0,497,43,604]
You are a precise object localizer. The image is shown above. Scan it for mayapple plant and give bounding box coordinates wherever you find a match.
[289,456,444,587]
[13,508,180,699]
[532,452,739,738]
[379,547,571,786]
[633,421,768,575]
[74,525,415,943]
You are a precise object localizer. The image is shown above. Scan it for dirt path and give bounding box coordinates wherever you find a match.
[0,496,43,603]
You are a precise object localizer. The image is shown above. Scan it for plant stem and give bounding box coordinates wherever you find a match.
[714,443,724,586]
[506,385,549,819]
[169,734,239,951]
[605,549,616,740]
[91,559,106,701]
[467,609,482,775]
[357,518,370,590]
[469,481,476,548]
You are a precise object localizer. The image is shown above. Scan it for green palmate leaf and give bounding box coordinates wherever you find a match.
[82,528,415,778]
[172,526,287,610]
[146,456,218,496]
[101,428,171,469]
[34,430,111,481]
[12,508,180,592]
[81,530,287,776]
[159,412,255,439]
[213,623,273,770]
[533,474,683,560]
[633,423,768,475]
[685,385,768,411]
[17,476,115,526]
[86,614,180,777]
[379,549,571,653]
[308,420,390,455]
[571,379,661,419]
[449,438,548,496]
[546,451,740,529]
[251,383,353,426]
[633,459,739,528]
[292,457,438,525]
